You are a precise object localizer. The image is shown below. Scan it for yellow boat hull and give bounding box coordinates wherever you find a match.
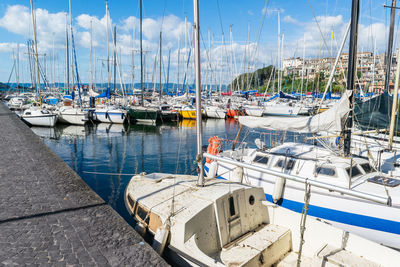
[179,110,197,119]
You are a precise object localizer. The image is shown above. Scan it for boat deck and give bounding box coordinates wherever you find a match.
[0,103,168,266]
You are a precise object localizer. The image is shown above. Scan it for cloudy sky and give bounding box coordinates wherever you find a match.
[0,0,395,86]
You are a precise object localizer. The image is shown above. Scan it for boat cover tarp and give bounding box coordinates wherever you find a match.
[95,87,111,99]
[238,90,351,134]
[312,91,341,100]
[265,93,279,102]
[354,92,396,132]
[279,91,299,100]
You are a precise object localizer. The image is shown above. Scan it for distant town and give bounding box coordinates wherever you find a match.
[282,50,399,93]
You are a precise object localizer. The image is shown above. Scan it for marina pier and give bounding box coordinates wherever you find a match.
[0,102,168,266]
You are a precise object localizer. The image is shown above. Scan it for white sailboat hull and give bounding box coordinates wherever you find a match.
[244,106,263,117]
[94,109,126,124]
[205,106,226,119]
[22,114,58,127]
[58,108,87,125]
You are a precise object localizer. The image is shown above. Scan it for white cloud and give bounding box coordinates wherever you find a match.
[283,15,300,25]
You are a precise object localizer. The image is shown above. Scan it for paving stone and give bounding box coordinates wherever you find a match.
[0,103,168,266]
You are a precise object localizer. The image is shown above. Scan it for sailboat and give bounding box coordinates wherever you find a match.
[125,0,400,265]
[204,0,400,249]
[94,2,126,124]
[57,1,87,126]
[21,0,58,127]
[128,0,159,124]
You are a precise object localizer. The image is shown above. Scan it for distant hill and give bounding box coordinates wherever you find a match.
[230,65,275,92]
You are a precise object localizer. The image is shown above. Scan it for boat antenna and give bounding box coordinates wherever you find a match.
[29,0,42,107]
[343,0,359,157]
[193,0,204,186]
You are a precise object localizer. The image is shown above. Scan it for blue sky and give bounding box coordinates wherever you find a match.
[0,0,395,85]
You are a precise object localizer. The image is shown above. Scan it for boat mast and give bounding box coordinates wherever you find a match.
[89,19,93,91]
[277,11,281,92]
[65,14,69,94]
[113,25,117,93]
[389,47,400,149]
[29,0,42,107]
[166,49,171,94]
[343,0,360,157]
[106,0,110,90]
[69,0,74,94]
[159,31,162,102]
[140,0,144,106]
[384,0,397,93]
[177,37,180,95]
[193,0,204,186]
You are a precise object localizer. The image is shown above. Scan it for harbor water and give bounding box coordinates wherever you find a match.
[35,119,243,226]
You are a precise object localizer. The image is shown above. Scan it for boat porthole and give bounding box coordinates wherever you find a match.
[249,195,255,205]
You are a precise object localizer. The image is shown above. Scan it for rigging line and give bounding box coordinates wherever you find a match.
[160,0,167,29]
[216,0,225,36]
[306,0,332,58]
[216,0,231,80]
[82,171,137,176]
[199,31,216,80]
[247,0,270,89]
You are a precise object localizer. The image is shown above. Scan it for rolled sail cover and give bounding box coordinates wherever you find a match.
[238,90,351,134]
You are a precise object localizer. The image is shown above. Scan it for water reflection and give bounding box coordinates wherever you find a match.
[179,119,196,128]
[31,126,62,139]
[38,119,238,225]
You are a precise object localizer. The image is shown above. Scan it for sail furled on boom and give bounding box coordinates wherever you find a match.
[238,91,352,134]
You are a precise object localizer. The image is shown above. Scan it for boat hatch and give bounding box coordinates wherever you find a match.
[253,155,269,164]
[368,176,400,187]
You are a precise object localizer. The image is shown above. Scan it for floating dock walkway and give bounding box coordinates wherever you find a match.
[0,103,168,266]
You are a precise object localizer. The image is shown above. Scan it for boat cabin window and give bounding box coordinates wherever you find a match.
[229,196,236,217]
[136,205,150,224]
[253,155,269,164]
[127,194,135,208]
[346,166,362,178]
[361,163,374,173]
[249,195,255,205]
[275,158,295,170]
[315,166,336,177]
[25,112,31,115]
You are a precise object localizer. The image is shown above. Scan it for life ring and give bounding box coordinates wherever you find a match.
[206,136,221,163]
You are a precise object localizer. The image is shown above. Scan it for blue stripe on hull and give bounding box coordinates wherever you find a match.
[203,165,400,235]
[95,112,123,116]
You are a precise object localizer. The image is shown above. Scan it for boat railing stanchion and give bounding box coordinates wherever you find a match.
[297,181,311,267]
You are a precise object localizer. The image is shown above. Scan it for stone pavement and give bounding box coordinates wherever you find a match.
[0,103,168,266]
